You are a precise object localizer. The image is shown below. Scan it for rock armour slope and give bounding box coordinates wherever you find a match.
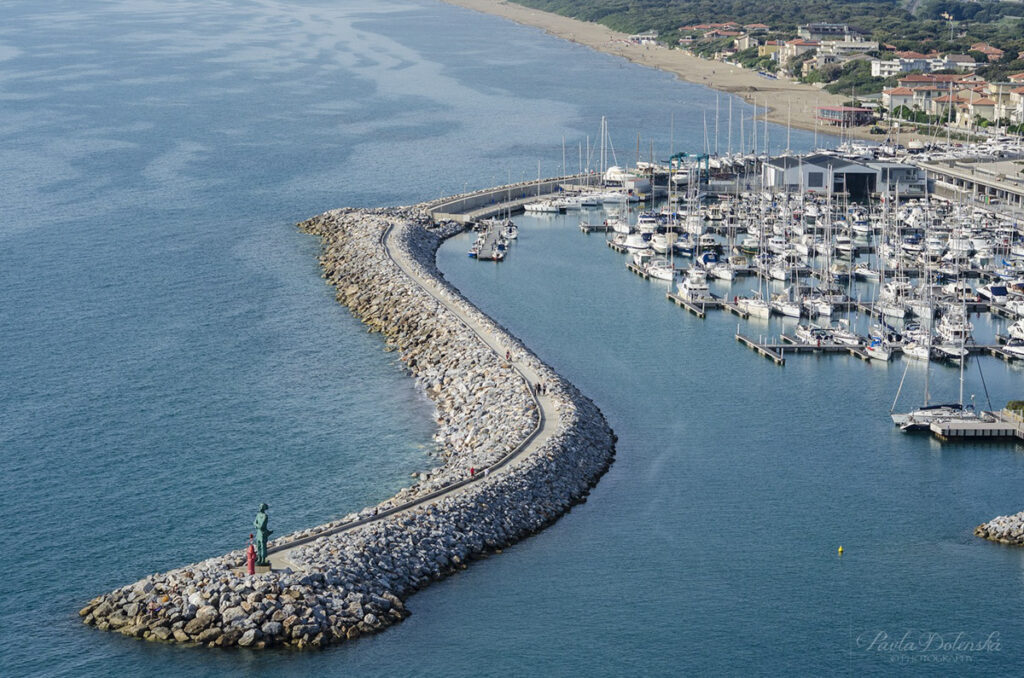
[79,206,615,649]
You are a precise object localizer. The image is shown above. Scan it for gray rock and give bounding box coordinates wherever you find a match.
[221,606,246,625]
[237,629,259,647]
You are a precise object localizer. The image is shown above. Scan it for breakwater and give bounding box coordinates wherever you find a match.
[975,510,1024,546]
[79,205,615,649]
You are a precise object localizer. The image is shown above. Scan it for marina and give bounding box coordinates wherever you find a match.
[439,134,1024,450]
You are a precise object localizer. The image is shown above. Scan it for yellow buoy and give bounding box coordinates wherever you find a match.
[838,546,844,555]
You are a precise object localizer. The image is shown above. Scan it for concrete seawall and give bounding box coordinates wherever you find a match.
[429,173,586,222]
[79,203,615,649]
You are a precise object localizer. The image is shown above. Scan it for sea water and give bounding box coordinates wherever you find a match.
[1,0,1021,676]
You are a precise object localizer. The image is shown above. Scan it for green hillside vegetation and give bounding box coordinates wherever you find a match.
[510,0,1024,42]
[510,0,1024,90]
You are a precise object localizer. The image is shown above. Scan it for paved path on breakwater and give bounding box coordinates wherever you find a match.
[268,221,557,572]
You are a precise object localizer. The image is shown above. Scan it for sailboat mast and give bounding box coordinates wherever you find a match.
[740,110,745,156]
[715,93,720,157]
[752,102,757,155]
[763,100,769,156]
[728,98,733,157]
[787,100,792,154]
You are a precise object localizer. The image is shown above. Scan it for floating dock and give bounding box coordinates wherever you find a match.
[667,292,720,318]
[580,222,614,234]
[471,224,506,261]
[736,332,786,366]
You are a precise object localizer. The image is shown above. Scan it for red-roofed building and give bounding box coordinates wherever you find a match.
[897,73,982,87]
[882,87,915,109]
[970,43,1004,62]
[758,40,783,58]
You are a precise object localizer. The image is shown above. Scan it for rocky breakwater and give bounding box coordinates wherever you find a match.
[80,206,615,648]
[974,510,1024,546]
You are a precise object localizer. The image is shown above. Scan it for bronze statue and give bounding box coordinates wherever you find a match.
[253,503,272,566]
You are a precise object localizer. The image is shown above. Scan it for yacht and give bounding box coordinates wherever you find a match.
[677,268,710,301]
[1002,338,1024,358]
[623,233,649,251]
[737,294,771,319]
[646,257,675,282]
[977,283,1007,305]
[891,403,974,431]
[853,263,880,281]
[650,233,670,254]
[770,291,801,318]
[866,337,893,361]
[933,342,968,364]
[795,324,832,345]
[902,340,932,361]
[524,200,558,213]
[830,319,862,346]
[935,306,974,344]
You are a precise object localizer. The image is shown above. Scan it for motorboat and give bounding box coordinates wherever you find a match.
[977,283,1007,305]
[677,268,710,301]
[1002,338,1024,358]
[933,342,968,364]
[623,233,649,250]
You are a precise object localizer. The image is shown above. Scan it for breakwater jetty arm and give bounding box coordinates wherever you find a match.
[975,511,1024,546]
[79,205,615,649]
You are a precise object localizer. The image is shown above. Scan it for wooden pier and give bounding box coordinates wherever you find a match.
[720,300,750,319]
[736,332,785,365]
[667,292,720,318]
[779,334,857,353]
[627,262,652,280]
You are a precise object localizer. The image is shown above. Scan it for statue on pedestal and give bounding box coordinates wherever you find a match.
[253,503,272,566]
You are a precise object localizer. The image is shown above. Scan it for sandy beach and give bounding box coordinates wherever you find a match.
[442,0,885,142]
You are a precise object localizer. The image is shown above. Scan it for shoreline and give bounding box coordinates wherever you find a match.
[440,0,891,143]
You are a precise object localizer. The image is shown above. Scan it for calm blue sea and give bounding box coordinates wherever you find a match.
[1,1,1021,676]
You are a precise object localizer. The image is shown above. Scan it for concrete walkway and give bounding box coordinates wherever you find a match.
[265,221,557,572]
